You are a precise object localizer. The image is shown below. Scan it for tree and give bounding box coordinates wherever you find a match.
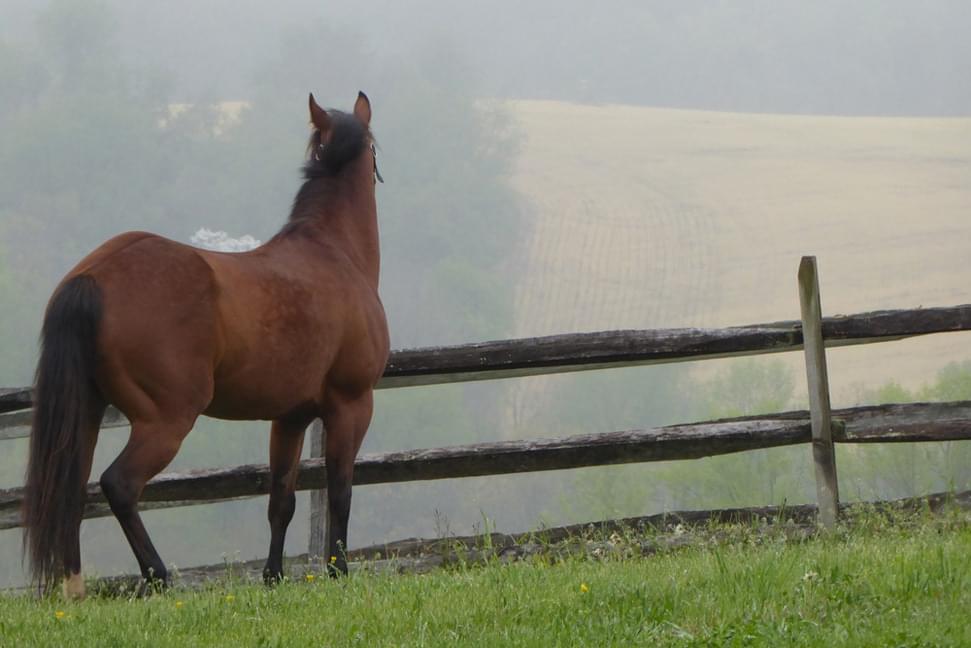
[560,359,813,521]
[0,3,528,584]
[841,362,971,501]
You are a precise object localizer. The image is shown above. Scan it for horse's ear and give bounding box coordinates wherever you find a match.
[353,91,372,127]
[309,93,331,132]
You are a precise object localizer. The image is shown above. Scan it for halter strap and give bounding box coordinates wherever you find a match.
[316,142,383,183]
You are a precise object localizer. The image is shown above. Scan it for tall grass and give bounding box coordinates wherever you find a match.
[2,509,969,646]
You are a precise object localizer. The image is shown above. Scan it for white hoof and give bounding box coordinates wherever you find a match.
[62,572,86,600]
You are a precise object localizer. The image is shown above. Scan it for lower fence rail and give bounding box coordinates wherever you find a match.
[1,400,969,531]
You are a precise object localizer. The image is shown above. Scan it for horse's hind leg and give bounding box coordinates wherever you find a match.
[262,418,310,584]
[99,418,193,590]
[63,398,107,599]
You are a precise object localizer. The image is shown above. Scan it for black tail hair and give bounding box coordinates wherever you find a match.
[22,274,102,590]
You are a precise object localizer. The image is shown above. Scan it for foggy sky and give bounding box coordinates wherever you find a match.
[4,0,970,115]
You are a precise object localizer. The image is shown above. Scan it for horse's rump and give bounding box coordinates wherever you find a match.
[81,234,221,421]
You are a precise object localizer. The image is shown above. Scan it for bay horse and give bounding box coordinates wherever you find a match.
[22,92,389,596]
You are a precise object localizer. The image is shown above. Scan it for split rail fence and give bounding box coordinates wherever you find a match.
[2,257,971,555]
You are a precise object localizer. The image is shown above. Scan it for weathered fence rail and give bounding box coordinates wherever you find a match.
[4,302,971,435]
[2,400,970,530]
[2,257,971,547]
[4,303,971,412]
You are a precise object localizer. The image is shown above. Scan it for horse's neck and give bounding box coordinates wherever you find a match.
[288,183,380,285]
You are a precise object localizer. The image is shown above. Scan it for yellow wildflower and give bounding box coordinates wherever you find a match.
[580,583,589,593]
[225,594,235,603]
[54,610,66,620]
[175,601,184,609]
[330,556,337,564]
[305,574,316,583]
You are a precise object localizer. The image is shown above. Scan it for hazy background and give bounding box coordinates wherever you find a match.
[1,0,970,586]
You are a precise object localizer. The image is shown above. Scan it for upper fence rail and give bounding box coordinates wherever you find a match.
[3,303,971,423]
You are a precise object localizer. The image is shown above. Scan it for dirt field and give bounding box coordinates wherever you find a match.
[506,100,971,409]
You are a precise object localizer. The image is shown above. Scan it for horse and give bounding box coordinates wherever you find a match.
[22,92,389,596]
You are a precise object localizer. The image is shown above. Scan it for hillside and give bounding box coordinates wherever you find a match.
[507,100,971,411]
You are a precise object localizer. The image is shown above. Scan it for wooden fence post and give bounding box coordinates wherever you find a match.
[308,419,327,558]
[798,256,840,527]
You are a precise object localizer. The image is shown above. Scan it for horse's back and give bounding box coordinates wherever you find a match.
[201,240,388,419]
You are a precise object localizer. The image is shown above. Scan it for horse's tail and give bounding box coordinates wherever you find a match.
[23,274,103,590]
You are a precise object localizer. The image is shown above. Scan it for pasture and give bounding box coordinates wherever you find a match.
[1,506,969,646]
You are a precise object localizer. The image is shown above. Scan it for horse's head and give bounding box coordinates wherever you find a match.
[306,92,382,185]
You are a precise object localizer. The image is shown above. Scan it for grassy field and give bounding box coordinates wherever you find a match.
[2,509,970,647]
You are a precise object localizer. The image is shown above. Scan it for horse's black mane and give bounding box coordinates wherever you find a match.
[280,110,372,229]
[302,110,370,180]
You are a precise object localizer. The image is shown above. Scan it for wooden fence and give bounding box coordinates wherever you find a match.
[2,257,971,555]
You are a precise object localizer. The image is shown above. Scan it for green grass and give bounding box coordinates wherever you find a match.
[3,509,970,647]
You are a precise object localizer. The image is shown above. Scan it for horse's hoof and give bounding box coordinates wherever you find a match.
[62,572,86,600]
[262,568,284,586]
[136,577,167,598]
[326,561,348,578]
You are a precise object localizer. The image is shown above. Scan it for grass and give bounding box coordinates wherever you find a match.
[2,507,970,646]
